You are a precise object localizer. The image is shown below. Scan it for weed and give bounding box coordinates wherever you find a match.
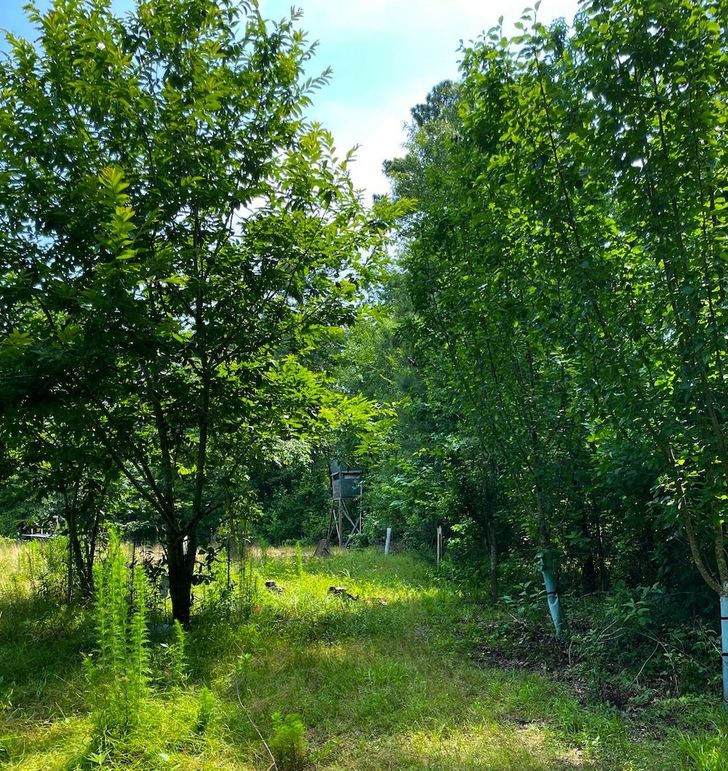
[85,530,149,745]
[269,711,308,771]
[679,727,728,770]
[195,686,215,734]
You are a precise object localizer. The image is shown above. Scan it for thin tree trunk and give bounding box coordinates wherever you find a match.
[66,504,99,599]
[593,504,608,591]
[488,520,498,605]
[68,515,87,597]
[580,515,598,593]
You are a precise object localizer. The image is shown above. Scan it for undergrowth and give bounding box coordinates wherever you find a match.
[469,577,722,713]
[0,540,726,769]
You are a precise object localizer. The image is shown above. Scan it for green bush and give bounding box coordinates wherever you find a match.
[564,585,721,706]
[501,580,548,626]
[269,711,308,771]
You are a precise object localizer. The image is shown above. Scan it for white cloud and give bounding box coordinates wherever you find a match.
[260,0,581,199]
[315,77,438,201]
[319,105,402,197]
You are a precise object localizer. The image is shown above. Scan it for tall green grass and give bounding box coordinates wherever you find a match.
[1,542,725,769]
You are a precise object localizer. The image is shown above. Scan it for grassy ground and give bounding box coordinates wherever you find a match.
[0,540,726,770]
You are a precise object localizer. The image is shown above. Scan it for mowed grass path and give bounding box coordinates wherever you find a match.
[0,544,723,769]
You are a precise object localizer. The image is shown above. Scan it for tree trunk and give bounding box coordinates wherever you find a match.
[167,529,197,626]
[66,532,73,605]
[487,520,498,605]
[593,506,608,591]
[577,507,598,593]
[581,555,597,594]
[67,513,94,598]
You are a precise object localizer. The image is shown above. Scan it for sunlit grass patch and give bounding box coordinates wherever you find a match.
[0,542,723,770]
[0,715,89,771]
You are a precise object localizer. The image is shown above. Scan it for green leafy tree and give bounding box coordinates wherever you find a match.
[0,0,393,623]
[378,0,726,616]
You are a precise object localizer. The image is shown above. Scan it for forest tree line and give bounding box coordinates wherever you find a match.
[1,0,727,636]
[360,0,727,613]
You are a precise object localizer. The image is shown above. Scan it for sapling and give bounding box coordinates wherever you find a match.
[269,712,308,771]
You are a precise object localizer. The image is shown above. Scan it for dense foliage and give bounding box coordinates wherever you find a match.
[354,0,727,612]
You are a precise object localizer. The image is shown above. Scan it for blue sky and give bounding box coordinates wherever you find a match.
[2,0,580,199]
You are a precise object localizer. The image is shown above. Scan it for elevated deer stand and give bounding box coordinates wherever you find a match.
[327,461,364,548]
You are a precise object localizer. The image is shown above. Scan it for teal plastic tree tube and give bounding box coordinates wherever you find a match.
[721,595,728,711]
[537,550,564,638]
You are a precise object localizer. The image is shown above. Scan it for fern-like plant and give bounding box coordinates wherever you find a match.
[269,712,308,771]
[86,530,150,745]
[195,687,214,734]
